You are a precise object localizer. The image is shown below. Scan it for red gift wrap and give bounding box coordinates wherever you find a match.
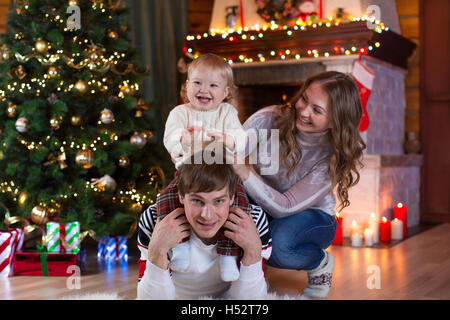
[13,252,78,276]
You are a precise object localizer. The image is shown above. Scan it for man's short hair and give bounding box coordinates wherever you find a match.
[178,152,237,198]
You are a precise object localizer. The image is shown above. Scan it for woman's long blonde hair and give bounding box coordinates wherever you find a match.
[275,71,366,212]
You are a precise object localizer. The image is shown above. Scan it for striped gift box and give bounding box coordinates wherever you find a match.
[0,228,24,277]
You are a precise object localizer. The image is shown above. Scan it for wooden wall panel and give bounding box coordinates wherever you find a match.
[420,0,450,222]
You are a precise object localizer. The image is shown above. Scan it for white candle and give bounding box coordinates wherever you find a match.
[391,218,404,240]
[350,219,360,236]
[364,228,374,247]
[368,212,379,243]
[351,232,363,247]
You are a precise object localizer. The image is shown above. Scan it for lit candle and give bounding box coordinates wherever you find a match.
[393,203,408,238]
[391,218,404,240]
[368,212,379,244]
[350,219,360,236]
[332,213,343,245]
[380,217,391,243]
[364,228,374,247]
[351,231,363,247]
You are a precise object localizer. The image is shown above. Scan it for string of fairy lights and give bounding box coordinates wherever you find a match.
[185,15,388,64]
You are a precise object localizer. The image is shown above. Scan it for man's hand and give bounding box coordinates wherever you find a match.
[147,208,190,269]
[223,207,262,266]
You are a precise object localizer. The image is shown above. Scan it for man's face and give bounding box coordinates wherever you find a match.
[179,185,234,245]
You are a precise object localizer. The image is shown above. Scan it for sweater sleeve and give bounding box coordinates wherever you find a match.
[222,105,247,155]
[163,106,187,162]
[137,260,176,300]
[228,260,267,299]
[242,160,332,218]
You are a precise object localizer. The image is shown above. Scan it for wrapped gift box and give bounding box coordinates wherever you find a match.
[13,250,84,276]
[0,228,24,277]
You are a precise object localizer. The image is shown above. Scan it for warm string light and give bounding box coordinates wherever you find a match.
[185,16,389,64]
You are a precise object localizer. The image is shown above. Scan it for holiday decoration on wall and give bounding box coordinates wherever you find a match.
[0,0,169,238]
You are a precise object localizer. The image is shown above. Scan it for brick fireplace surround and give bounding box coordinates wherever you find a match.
[232,54,423,237]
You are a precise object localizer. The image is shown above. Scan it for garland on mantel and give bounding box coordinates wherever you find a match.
[185,16,388,64]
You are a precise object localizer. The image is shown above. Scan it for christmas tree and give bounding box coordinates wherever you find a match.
[0,0,169,237]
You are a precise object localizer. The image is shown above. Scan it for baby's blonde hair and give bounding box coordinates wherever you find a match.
[188,53,236,103]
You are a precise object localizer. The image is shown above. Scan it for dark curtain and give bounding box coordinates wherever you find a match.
[126,0,188,132]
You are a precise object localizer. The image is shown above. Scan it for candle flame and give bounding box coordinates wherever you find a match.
[352,220,357,226]
[370,212,376,217]
[382,217,387,222]
[397,203,403,208]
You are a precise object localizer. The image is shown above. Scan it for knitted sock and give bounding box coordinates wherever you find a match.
[301,250,335,299]
[169,241,190,272]
[219,255,240,282]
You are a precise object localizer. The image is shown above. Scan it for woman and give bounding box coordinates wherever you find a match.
[232,71,366,299]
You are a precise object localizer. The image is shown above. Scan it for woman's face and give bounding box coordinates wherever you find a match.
[294,82,333,133]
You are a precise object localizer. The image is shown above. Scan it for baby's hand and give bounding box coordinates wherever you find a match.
[206,130,235,151]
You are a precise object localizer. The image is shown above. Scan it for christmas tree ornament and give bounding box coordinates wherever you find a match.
[90,174,117,191]
[0,44,10,61]
[44,152,68,169]
[30,205,49,225]
[70,114,82,126]
[7,103,17,118]
[118,155,130,168]
[15,117,28,132]
[47,66,59,78]
[130,132,146,148]
[107,30,118,40]
[75,149,93,169]
[100,108,114,124]
[141,131,154,141]
[119,83,135,96]
[9,65,27,79]
[50,116,62,130]
[75,80,88,93]
[35,39,49,53]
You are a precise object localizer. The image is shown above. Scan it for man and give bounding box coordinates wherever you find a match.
[137,155,272,299]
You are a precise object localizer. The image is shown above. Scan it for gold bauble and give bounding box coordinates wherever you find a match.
[47,66,59,78]
[107,30,118,40]
[141,131,154,141]
[130,132,147,148]
[71,114,82,126]
[75,80,88,93]
[120,83,135,96]
[15,117,28,132]
[100,108,114,124]
[35,39,49,53]
[7,103,17,118]
[50,116,62,130]
[31,205,49,225]
[75,149,93,169]
[118,155,130,168]
[0,150,4,161]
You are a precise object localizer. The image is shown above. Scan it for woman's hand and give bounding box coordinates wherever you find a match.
[223,207,262,266]
[147,208,190,269]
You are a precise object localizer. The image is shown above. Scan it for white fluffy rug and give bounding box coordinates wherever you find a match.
[62,291,305,300]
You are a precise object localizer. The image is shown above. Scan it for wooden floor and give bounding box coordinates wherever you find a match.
[1,223,450,300]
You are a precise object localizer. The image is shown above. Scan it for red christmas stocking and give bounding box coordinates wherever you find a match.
[352,60,375,132]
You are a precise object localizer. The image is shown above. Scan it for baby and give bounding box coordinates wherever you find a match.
[160,53,250,281]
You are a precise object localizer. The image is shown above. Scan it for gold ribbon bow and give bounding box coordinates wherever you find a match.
[43,152,67,169]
